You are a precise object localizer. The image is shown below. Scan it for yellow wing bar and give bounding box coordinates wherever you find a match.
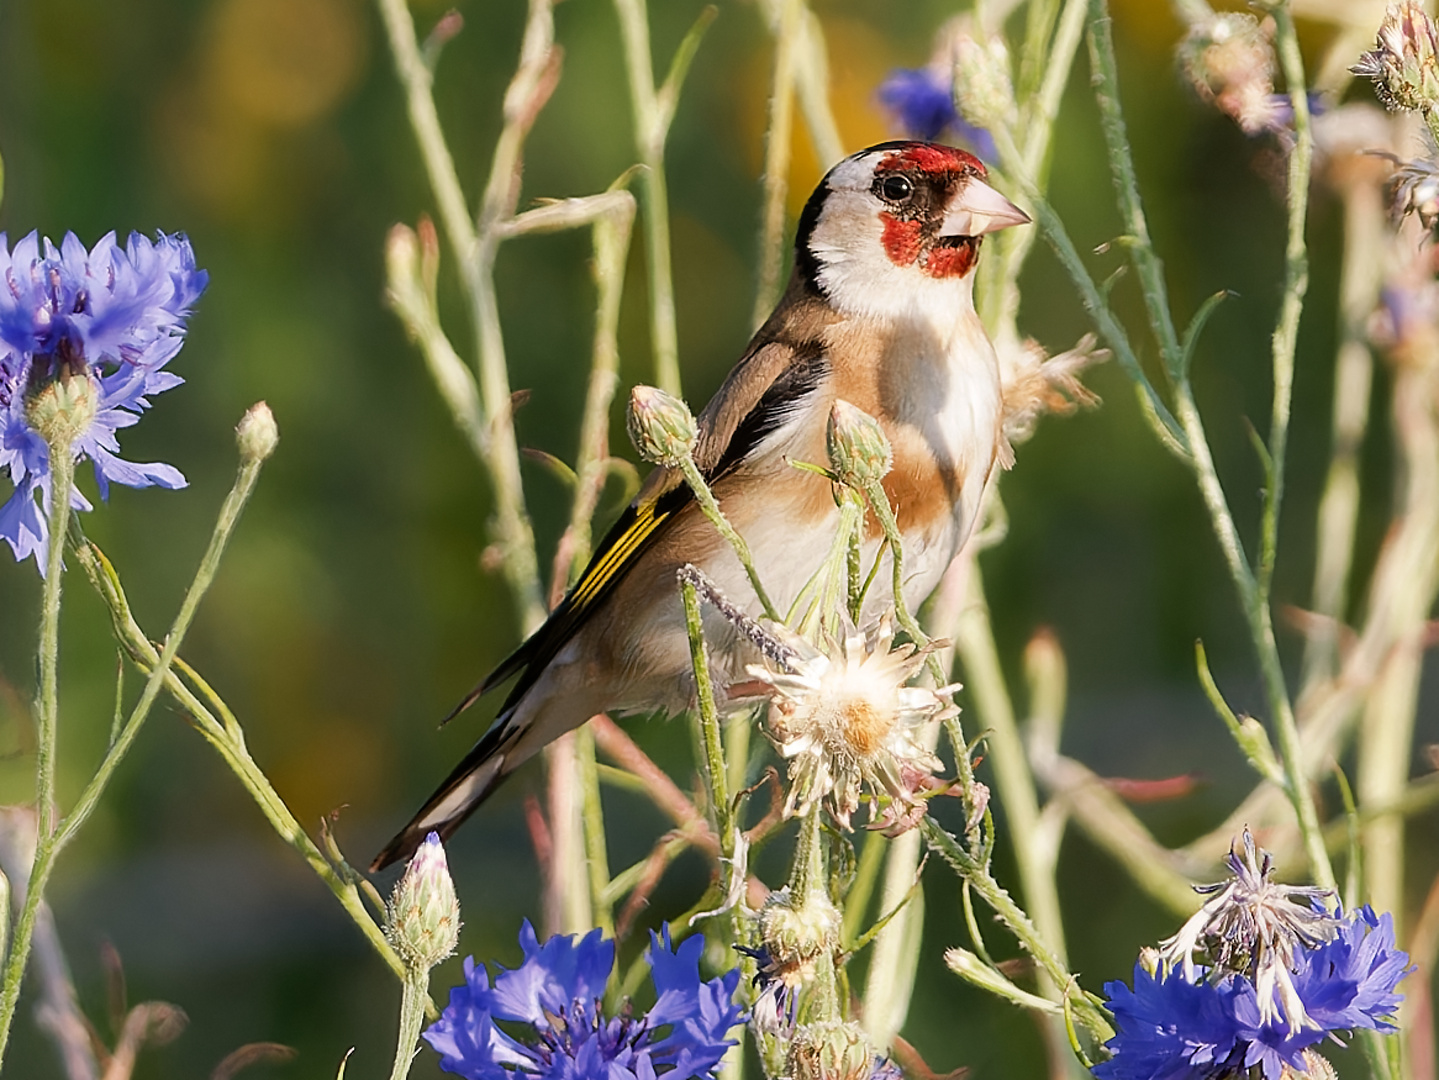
[570,497,672,607]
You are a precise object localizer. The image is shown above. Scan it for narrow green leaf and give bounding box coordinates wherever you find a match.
[656,6,718,135]
[1177,289,1233,381]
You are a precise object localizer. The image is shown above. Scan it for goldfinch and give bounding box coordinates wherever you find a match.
[372,140,1028,870]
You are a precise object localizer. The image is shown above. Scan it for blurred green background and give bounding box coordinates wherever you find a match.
[0,0,1434,1076]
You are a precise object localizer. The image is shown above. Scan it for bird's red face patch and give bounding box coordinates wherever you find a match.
[879,214,924,266]
[875,143,986,180]
[922,237,979,279]
[871,143,986,278]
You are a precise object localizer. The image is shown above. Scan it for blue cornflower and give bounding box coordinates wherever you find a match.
[876,68,999,163]
[0,230,207,568]
[1096,907,1411,1080]
[424,920,744,1080]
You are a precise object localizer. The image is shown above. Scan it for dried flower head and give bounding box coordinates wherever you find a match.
[786,1022,875,1080]
[1353,1,1439,114]
[1387,153,1439,230]
[747,618,955,829]
[1159,829,1337,1034]
[739,887,841,1031]
[1179,13,1281,135]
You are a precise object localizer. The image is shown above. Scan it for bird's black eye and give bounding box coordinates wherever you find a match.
[877,174,913,203]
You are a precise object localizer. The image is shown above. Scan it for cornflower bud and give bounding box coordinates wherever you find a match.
[951,31,1016,131]
[786,1021,875,1080]
[826,401,892,488]
[25,359,98,453]
[386,831,461,972]
[627,385,697,468]
[235,402,280,464]
[1353,1,1439,114]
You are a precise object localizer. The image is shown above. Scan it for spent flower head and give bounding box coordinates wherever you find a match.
[1097,905,1410,1080]
[0,231,207,569]
[786,1023,896,1080]
[627,385,697,469]
[739,887,840,1032]
[386,831,461,973]
[1353,1,1439,114]
[747,617,955,829]
[1179,12,1281,135]
[425,920,743,1080]
[1159,829,1337,1033]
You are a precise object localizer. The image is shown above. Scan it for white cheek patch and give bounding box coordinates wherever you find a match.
[805,157,975,326]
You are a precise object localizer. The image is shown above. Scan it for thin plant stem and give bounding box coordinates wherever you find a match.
[677,456,780,620]
[35,451,74,845]
[0,438,265,1066]
[681,577,733,848]
[1301,175,1382,691]
[981,0,1090,335]
[1080,0,1334,893]
[376,0,547,630]
[1085,0,1182,380]
[953,563,1069,984]
[610,0,713,397]
[860,479,944,684]
[920,819,1113,1044]
[69,537,424,1004]
[577,724,614,937]
[555,195,636,593]
[0,448,74,1068]
[1256,4,1312,603]
[1359,328,1439,926]
[770,1,843,170]
[752,0,802,328]
[387,971,429,1080]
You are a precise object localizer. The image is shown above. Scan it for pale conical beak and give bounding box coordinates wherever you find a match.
[940,178,1030,237]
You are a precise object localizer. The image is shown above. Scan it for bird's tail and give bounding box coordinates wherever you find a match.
[369,719,517,871]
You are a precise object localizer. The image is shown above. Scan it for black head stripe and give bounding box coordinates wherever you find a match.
[794,176,831,296]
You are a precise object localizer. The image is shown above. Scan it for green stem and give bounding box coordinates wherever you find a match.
[1085,0,1183,380]
[0,437,71,1064]
[71,536,424,1004]
[788,806,823,899]
[611,0,688,396]
[954,565,1069,985]
[1083,0,1333,894]
[681,577,733,847]
[35,449,74,845]
[388,971,429,1080]
[59,456,264,848]
[861,480,944,684]
[677,456,779,620]
[1256,5,1312,603]
[921,819,1113,1043]
[752,0,802,327]
[577,726,614,937]
[375,0,545,631]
